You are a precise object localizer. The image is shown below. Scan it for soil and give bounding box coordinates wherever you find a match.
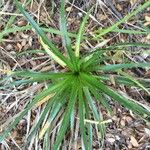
[0,0,150,149]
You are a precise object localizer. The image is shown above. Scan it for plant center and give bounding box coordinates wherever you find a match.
[73,71,80,76]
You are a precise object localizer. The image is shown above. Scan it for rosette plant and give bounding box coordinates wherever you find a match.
[0,0,150,149]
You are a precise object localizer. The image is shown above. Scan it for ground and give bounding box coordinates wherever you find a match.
[0,0,150,149]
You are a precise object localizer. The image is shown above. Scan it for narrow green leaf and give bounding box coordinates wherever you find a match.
[12,71,71,80]
[109,42,150,48]
[78,88,89,150]
[0,25,77,43]
[0,79,37,90]
[39,101,62,139]
[17,50,47,56]
[84,87,106,140]
[14,0,71,68]
[27,98,54,141]
[95,74,150,88]
[53,82,78,149]
[90,42,150,56]
[81,73,150,118]
[38,89,70,140]
[27,89,67,141]
[60,0,77,70]
[0,77,72,142]
[95,1,150,37]
[84,100,93,150]
[43,130,51,150]
[113,28,150,35]
[119,70,150,95]
[75,9,91,57]
[98,63,150,71]
[91,89,113,115]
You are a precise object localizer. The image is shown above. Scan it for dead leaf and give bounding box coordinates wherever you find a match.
[107,138,115,144]
[145,16,150,22]
[94,39,110,49]
[130,0,138,6]
[144,15,150,26]
[17,20,27,27]
[120,119,125,126]
[35,93,55,107]
[145,128,150,137]
[130,136,139,147]
[66,7,72,12]
[125,116,133,124]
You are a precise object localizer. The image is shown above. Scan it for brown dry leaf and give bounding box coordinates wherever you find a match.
[128,142,133,149]
[145,16,150,22]
[21,39,26,47]
[17,20,27,27]
[94,39,110,49]
[145,70,150,77]
[16,43,22,52]
[66,7,72,12]
[130,0,138,6]
[120,119,126,127]
[40,66,52,72]
[145,128,150,137]
[116,4,122,11]
[98,14,107,21]
[16,139,22,144]
[125,116,133,124]
[144,16,150,26]
[107,138,115,144]
[130,136,139,147]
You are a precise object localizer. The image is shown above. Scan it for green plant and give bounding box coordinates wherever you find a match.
[0,0,150,149]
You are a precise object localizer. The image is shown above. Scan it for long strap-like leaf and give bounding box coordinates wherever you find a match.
[81,73,150,118]
[60,0,78,71]
[14,0,72,69]
[96,1,150,37]
[53,83,78,149]
[0,77,73,142]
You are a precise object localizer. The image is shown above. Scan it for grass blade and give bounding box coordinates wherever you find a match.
[60,0,77,70]
[84,87,106,140]
[27,88,67,141]
[84,103,93,149]
[78,88,89,150]
[95,74,150,88]
[53,82,78,149]
[95,1,150,37]
[91,89,113,115]
[109,42,150,48]
[118,70,150,95]
[0,77,72,142]
[81,73,150,119]
[40,38,67,67]
[27,98,54,141]
[75,9,91,57]
[38,89,69,140]
[0,25,77,43]
[38,102,62,139]
[14,0,71,68]
[113,28,150,35]
[11,71,71,80]
[98,63,150,72]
